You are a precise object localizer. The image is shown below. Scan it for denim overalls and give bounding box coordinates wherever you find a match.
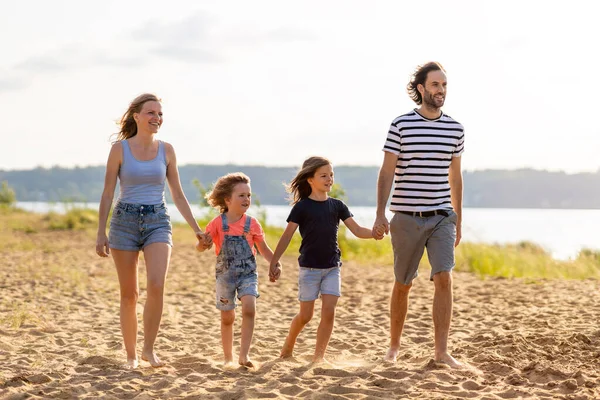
[215,214,259,311]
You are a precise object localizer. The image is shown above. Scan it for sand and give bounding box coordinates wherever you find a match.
[1,229,599,399]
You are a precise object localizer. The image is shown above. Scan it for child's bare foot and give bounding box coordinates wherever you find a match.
[434,353,463,369]
[123,358,139,369]
[141,350,165,368]
[239,357,256,369]
[384,347,399,363]
[311,357,336,368]
[280,345,294,358]
[223,360,236,369]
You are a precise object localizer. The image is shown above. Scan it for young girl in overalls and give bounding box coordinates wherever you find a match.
[268,156,380,363]
[197,172,280,368]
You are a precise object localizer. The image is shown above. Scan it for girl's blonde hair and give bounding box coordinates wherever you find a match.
[114,93,161,141]
[287,156,331,205]
[206,172,251,213]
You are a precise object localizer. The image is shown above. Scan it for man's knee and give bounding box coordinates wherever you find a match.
[393,281,412,296]
[433,270,452,290]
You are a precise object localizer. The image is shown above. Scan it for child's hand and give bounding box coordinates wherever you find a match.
[269,262,282,282]
[195,232,213,252]
[372,226,385,240]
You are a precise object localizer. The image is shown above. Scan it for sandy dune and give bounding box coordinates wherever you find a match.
[1,229,599,399]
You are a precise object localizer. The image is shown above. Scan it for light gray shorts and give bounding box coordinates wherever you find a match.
[298,266,341,301]
[390,210,457,285]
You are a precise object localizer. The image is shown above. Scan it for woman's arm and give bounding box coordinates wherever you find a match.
[164,142,212,248]
[342,217,375,239]
[96,143,122,257]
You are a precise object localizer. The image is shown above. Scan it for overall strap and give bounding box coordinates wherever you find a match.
[243,215,252,234]
[220,213,229,232]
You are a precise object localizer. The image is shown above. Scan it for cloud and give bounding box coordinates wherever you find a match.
[0,76,27,93]
[264,27,317,42]
[128,12,223,64]
[153,45,222,64]
[130,12,214,45]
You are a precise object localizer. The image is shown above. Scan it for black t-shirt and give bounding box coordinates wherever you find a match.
[287,197,353,269]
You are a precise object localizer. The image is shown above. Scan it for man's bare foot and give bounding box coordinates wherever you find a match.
[141,351,165,368]
[123,358,139,369]
[384,348,399,363]
[434,353,463,369]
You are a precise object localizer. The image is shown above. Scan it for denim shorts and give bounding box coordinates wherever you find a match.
[298,266,341,302]
[108,202,172,252]
[215,261,259,311]
[390,210,457,285]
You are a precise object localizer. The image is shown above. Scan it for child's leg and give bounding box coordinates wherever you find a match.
[220,310,235,363]
[280,300,315,358]
[238,295,256,367]
[313,294,339,362]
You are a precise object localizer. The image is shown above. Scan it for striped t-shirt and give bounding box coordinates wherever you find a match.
[383,109,464,212]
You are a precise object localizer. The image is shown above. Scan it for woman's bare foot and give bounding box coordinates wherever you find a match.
[123,358,139,370]
[141,350,165,368]
[384,348,399,363]
[434,353,463,369]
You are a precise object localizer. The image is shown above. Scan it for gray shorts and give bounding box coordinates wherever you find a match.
[390,210,457,285]
[108,202,173,252]
[298,266,341,301]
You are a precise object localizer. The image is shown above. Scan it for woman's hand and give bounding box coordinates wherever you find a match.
[96,233,110,257]
[195,232,213,252]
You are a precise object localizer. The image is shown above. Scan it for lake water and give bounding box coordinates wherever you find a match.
[16,202,600,260]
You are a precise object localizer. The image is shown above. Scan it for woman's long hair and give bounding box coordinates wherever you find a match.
[287,156,331,205]
[114,93,161,142]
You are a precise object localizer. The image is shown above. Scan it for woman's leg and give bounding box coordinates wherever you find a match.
[280,301,315,358]
[221,310,235,364]
[141,242,171,367]
[313,294,339,362]
[238,295,256,367]
[112,249,140,368]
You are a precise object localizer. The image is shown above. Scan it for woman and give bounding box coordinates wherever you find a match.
[96,93,211,369]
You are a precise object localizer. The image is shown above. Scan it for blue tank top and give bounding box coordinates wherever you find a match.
[117,140,167,204]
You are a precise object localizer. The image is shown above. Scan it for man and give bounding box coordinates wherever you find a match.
[374,61,464,367]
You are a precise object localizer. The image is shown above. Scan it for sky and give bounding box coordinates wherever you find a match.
[1,0,599,173]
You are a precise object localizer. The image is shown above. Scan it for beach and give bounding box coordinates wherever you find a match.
[1,227,599,399]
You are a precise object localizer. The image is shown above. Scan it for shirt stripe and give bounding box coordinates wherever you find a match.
[383,110,464,212]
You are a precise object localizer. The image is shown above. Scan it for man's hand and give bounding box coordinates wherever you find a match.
[373,215,390,238]
[455,223,462,247]
[372,225,385,240]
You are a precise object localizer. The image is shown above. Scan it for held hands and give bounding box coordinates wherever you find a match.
[372,215,389,240]
[95,233,110,257]
[269,261,282,282]
[195,232,213,252]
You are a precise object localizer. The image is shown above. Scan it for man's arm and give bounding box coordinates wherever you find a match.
[448,156,463,247]
[374,151,398,234]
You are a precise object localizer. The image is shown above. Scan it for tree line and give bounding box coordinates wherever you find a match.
[1,165,600,209]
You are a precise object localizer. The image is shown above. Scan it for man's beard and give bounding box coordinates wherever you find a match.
[423,90,444,109]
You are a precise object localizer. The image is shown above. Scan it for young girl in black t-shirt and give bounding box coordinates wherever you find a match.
[269,156,381,363]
